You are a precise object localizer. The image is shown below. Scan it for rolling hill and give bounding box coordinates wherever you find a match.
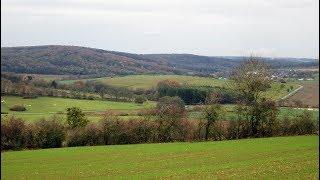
[1,45,318,77]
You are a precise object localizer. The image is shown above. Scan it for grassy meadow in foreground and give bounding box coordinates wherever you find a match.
[1,135,318,179]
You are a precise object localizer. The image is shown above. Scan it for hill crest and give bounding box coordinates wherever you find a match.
[1,45,318,77]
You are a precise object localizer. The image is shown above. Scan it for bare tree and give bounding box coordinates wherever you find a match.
[156,96,185,142]
[229,56,272,105]
[230,56,278,137]
[202,93,225,140]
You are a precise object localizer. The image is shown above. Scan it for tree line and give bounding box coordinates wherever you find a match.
[1,72,235,105]
[1,73,153,103]
[156,79,237,105]
[2,57,318,151]
[1,98,317,151]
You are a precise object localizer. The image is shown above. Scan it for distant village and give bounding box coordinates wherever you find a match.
[207,68,317,82]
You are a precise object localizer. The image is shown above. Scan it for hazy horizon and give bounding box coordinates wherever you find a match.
[1,0,319,59]
[1,44,318,60]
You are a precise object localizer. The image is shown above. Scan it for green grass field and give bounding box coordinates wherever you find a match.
[1,135,318,179]
[1,96,155,122]
[59,74,300,100]
[60,75,228,89]
[188,105,319,121]
[2,96,318,122]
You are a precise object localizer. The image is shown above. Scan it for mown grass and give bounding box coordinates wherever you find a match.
[1,135,318,179]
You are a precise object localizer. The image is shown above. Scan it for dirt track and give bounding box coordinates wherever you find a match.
[284,82,319,108]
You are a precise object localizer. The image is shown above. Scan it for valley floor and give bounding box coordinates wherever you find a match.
[1,135,318,179]
[2,96,319,122]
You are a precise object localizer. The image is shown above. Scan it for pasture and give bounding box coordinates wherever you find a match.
[188,105,319,121]
[1,135,318,179]
[1,96,318,122]
[60,74,300,100]
[1,96,155,122]
[60,75,228,88]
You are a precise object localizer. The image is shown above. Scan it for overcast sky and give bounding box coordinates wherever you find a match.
[1,0,319,58]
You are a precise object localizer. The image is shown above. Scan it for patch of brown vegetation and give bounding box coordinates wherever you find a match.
[283,82,319,108]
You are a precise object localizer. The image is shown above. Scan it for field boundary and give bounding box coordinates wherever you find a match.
[279,85,303,100]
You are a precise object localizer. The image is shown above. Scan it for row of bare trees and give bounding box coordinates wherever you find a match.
[1,103,317,151]
[2,57,318,151]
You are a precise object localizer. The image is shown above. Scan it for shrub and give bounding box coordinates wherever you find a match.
[226,120,238,139]
[290,111,316,135]
[189,105,203,112]
[256,100,279,137]
[128,120,156,143]
[23,124,38,149]
[9,104,26,111]
[202,94,225,141]
[316,119,319,135]
[33,119,65,149]
[138,108,156,121]
[1,117,27,150]
[279,79,286,84]
[82,124,103,146]
[226,119,251,140]
[176,119,198,141]
[65,128,85,147]
[2,106,318,151]
[134,96,146,104]
[22,94,38,99]
[99,118,129,145]
[66,123,102,147]
[234,98,279,137]
[209,121,227,141]
[87,95,95,100]
[118,112,129,116]
[156,96,185,120]
[66,107,88,128]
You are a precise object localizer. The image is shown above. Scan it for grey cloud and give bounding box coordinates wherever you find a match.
[1,0,318,58]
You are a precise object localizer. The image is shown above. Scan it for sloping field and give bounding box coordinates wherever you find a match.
[60,75,299,100]
[2,96,317,122]
[1,136,318,179]
[284,82,319,107]
[96,75,227,89]
[1,96,155,121]
[60,75,228,89]
[17,73,69,82]
[188,106,319,121]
